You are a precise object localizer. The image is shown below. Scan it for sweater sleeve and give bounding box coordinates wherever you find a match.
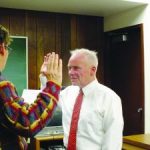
[0,80,61,137]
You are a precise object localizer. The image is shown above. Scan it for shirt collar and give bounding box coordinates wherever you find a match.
[82,79,98,96]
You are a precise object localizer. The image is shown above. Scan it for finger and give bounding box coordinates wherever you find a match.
[58,58,62,75]
[42,53,51,73]
[41,55,48,73]
[53,54,58,72]
[46,53,51,58]
[44,55,47,63]
[49,52,55,71]
[45,53,51,63]
[46,52,53,73]
[58,58,62,84]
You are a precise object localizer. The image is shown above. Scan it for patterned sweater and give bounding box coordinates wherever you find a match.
[0,72,61,150]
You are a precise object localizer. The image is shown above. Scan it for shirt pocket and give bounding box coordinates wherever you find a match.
[78,105,104,137]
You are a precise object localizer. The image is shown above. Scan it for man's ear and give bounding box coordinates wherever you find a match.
[0,43,4,55]
[90,66,96,76]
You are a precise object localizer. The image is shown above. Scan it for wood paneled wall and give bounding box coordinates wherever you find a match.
[0,7,104,89]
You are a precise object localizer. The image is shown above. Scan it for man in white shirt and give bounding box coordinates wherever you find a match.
[41,48,124,150]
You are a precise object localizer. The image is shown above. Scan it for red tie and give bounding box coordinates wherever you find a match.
[67,89,84,150]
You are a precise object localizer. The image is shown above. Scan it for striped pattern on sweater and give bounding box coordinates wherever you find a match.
[0,80,61,137]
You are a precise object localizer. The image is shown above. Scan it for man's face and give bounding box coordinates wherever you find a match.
[68,54,93,88]
[0,43,9,71]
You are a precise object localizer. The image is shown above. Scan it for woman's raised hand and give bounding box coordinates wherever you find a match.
[40,52,62,85]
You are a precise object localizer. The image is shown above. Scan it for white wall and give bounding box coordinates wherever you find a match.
[104,4,150,133]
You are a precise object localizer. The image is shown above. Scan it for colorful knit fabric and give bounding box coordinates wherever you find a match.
[0,79,61,150]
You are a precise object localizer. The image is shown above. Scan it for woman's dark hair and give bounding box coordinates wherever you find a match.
[0,25,12,46]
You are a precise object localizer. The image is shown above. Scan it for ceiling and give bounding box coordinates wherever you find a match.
[0,0,149,17]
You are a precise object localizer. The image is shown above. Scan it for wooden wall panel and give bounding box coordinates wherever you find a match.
[55,14,62,53]
[96,17,104,83]
[36,12,56,88]
[74,15,104,83]
[0,7,104,89]
[71,15,77,50]
[76,15,102,49]
[25,12,37,89]
[9,9,26,36]
[0,8,10,28]
[60,14,71,86]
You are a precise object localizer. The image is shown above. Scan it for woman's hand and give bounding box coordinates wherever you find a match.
[40,52,62,85]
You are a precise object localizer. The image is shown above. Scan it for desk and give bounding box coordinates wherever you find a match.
[31,133,150,150]
[31,134,63,150]
[29,126,64,150]
[123,134,150,150]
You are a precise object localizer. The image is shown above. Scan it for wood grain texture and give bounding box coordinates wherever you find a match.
[0,7,104,89]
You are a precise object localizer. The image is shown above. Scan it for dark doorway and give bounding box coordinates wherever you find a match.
[104,24,144,136]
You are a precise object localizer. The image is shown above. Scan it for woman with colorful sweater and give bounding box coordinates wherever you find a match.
[0,24,62,150]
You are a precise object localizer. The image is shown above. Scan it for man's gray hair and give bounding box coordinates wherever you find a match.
[70,48,98,68]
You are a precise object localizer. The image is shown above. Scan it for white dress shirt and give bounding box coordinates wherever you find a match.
[59,80,124,150]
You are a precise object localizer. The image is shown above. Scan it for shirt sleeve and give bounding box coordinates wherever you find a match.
[0,80,61,137]
[39,74,47,90]
[102,95,124,150]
